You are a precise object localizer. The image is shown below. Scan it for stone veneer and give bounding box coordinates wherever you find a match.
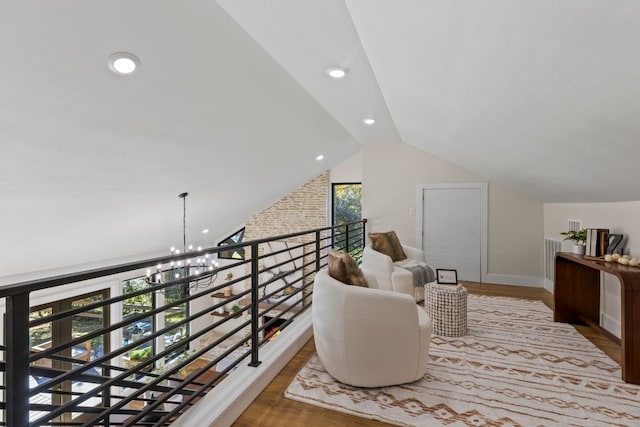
[244,171,329,241]
[200,172,329,351]
[244,171,329,305]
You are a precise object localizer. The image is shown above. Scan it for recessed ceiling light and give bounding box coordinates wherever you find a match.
[107,52,140,75]
[202,228,210,234]
[326,67,348,79]
[363,117,377,125]
[316,154,325,161]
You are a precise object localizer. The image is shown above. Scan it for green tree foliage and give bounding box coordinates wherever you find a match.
[333,184,362,225]
[123,277,152,316]
[333,184,363,260]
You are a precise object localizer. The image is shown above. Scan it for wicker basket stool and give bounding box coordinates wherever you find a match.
[424,282,468,337]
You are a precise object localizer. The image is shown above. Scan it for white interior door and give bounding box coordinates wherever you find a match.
[418,183,487,282]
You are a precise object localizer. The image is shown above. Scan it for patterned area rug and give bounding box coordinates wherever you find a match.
[284,294,640,426]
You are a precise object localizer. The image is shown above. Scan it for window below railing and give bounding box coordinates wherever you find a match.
[0,219,366,427]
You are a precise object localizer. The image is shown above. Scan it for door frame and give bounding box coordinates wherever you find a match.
[416,182,488,283]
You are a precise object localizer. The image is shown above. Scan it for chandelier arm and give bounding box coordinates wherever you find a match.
[145,192,220,294]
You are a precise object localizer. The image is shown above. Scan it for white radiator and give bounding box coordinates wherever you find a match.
[544,238,562,281]
[568,219,582,232]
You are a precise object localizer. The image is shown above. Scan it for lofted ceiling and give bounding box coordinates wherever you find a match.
[2,0,640,279]
[220,0,640,204]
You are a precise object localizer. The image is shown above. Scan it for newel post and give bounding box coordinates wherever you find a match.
[6,292,30,427]
[248,242,261,367]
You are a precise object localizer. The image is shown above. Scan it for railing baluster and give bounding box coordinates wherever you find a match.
[248,242,261,367]
[0,219,368,425]
[345,223,351,254]
[315,231,321,273]
[362,219,367,249]
[6,292,30,427]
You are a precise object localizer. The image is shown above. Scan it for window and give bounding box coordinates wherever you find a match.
[121,276,189,368]
[29,290,110,424]
[121,277,154,370]
[332,183,362,258]
[163,283,188,360]
[218,228,245,260]
[332,183,362,226]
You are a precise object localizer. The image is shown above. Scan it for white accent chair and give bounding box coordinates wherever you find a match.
[312,269,432,387]
[361,244,429,302]
[261,241,304,304]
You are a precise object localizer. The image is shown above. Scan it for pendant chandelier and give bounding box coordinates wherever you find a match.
[145,192,218,291]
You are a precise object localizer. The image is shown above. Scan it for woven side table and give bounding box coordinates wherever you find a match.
[424,282,468,337]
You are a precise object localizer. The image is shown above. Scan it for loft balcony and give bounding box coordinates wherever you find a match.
[0,220,366,427]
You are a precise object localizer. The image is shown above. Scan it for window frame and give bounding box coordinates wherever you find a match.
[217,227,246,260]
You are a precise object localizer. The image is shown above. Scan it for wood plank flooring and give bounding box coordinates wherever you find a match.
[232,282,622,426]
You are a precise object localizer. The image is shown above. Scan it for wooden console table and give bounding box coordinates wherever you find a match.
[554,252,640,384]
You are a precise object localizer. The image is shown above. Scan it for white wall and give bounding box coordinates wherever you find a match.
[544,201,640,338]
[329,150,362,183]
[331,143,544,285]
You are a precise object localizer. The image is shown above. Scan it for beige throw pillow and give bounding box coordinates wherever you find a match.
[328,249,368,287]
[369,231,407,262]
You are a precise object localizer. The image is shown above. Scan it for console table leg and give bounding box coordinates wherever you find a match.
[554,256,599,324]
[621,288,640,384]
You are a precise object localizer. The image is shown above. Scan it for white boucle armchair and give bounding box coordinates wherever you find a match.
[312,269,432,388]
[361,244,429,302]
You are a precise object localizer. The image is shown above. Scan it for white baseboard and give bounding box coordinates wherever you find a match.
[600,312,621,339]
[544,279,554,293]
[483,274,544,288]
[171,310,313,427]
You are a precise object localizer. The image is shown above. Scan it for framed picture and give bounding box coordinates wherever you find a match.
[436,269,458,285]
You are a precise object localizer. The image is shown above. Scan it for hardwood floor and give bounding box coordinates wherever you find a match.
[232,282,622,426]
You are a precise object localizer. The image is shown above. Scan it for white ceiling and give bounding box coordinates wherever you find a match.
[2,0,640,279]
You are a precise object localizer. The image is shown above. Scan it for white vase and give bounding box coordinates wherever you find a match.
[572,244,585,255]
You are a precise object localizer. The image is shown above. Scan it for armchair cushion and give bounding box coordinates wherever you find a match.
[328,250,368,287]
[369,231,407,262]
[362,243,432,302]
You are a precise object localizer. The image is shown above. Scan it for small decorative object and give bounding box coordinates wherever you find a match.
[214,298,224,314]
[230,304,241,318]
[605,233,624,255]
[604,253,640,267]
[174,349,196,378]
[436,269,458,285]
[144,366,167,400]
[560,229,587,255]
[223,272,234,296]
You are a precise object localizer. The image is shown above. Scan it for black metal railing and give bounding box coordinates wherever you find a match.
[0,219,367,427]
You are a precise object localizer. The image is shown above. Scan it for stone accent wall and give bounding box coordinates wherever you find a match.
[244,171,329,241]
[200,173,330,351]
[244,172,329,307]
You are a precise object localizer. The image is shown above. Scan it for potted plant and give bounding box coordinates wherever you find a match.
[172,348,195,378]
[230,304,242,318]
[560,229,587,255]
[143,366,167,400]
